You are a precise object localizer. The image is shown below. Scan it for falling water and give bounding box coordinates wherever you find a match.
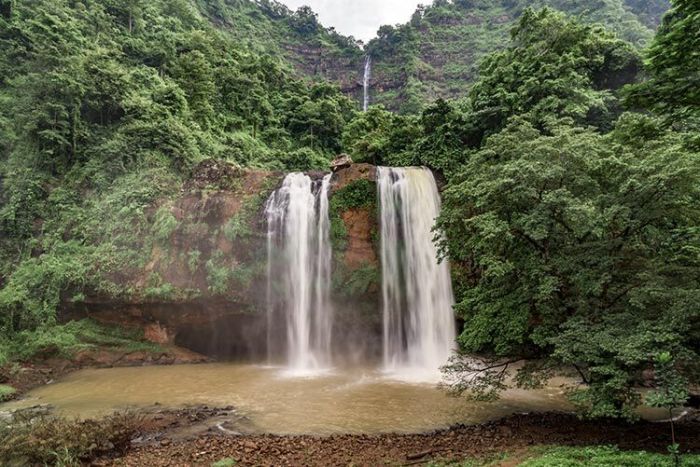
[265,173,333,374]
[363,55,372,112]
[378,167,456,381]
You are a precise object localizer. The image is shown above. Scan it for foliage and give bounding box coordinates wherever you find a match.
[330,180,376,211]
[153,206,179,243]
[205,252,231,295]
[0,384,15,402]
[0,411,143,466]
[211,458,237,467]
[365,0,665,112]
[646,351,689,461]
[328,179,377,251]
[438,117,700,417]
[470,8,641,136]
[625,0,700,125]
[0,0,356,353]
[0,319,162,363]
[223,214,251,242]
[341,106,419,166]
[143,272,176,300]
[336,264,381,297]
[187,249,202,275]
[520,445,700,466]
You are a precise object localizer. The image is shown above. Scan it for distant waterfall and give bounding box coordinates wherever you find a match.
[363,55,372,112]
[265,173,333,374]
[377,167,456,381]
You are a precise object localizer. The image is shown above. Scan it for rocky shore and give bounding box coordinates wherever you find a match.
[99,411,700,466]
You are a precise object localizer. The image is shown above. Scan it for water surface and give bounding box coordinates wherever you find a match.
[1,364,574,434]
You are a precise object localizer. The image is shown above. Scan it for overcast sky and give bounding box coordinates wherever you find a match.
[279,0,430,42]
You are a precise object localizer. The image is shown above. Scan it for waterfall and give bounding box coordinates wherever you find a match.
[265,173,333,374]
[377,167,456,381]
[363,55,372,112]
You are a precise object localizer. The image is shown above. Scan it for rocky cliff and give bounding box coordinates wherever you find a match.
[67,160,382,360]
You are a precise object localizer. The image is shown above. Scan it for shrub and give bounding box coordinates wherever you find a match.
[0,384,16,402]
[223,214,251,242]
[152,206,179,243]
[206,252,231,295]
[0,412,143,465]
[3,319,161,363]
[187,250,202,275]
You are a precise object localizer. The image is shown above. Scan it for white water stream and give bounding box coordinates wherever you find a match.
[265,167,455,381]
[363,55,372,111]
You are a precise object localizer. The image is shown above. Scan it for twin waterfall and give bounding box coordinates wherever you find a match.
[265,168,455,380]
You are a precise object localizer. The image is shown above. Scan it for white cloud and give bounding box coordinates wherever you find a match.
[279,0,430,42]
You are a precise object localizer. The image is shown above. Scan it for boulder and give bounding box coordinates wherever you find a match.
[331,154,353,172]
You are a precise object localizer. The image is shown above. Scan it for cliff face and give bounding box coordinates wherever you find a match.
[281,42,365,99]
[64,160,280,357]
[68,160,382,359]
[328,163,382,360]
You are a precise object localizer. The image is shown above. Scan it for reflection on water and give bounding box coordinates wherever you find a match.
[0,364,574,435]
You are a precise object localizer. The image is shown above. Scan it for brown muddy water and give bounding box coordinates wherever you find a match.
[0,363,577,435]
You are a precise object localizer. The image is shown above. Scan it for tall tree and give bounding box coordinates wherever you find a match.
[626,0,700,125]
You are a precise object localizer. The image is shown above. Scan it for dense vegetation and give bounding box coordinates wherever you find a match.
[365,0,670,112]
[0,0,698,429]
[0,0,357,364]
[347,2,699,420]
[430,5,698,418]
[520,446,700,466]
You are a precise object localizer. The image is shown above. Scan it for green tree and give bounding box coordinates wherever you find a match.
[647,352,689,464]
[341,106,419,166]
[470,8,641,136]
[439,117,700,417]
[626,0,700,125]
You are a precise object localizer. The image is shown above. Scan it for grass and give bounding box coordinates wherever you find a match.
[520,446,700,466]
[0,384,16,402]
[426,446,700,466]
[211,459,237,467]
[0,319,163,364]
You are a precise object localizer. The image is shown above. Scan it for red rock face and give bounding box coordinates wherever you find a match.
[66,160,385,359]
[144,322,175,345]
[332,163,377,191]
[342,208,377,270]
[332,163,379,273]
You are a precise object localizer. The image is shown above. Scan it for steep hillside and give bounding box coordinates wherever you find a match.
[193,0,365,100]
[192,0,671,113]
[364,0,670,112]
